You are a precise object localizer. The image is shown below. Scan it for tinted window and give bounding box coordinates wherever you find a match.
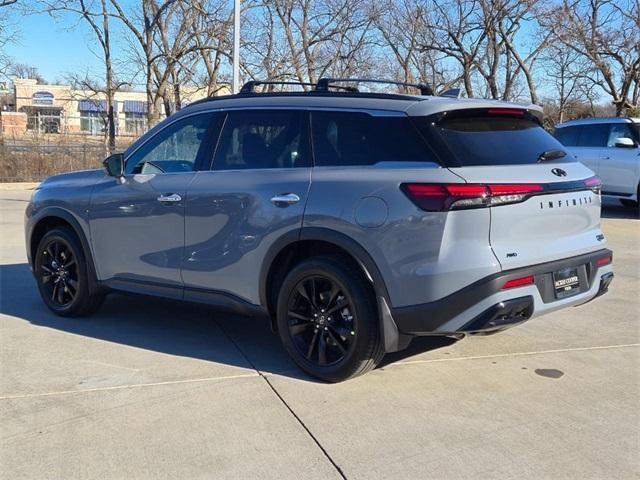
[126,113,214,174]
[554,126,580,146]
[213,110,308,170]
[606,123,636,147]
[576,124,609,147]
[415,112,571,166]
[311,111,433,166]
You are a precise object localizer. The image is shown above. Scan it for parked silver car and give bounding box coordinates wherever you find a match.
[25,79,614,382]
[554,117,640,209]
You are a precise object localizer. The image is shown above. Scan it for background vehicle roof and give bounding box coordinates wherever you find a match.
[183,92,543,119]
[555,117,640,128]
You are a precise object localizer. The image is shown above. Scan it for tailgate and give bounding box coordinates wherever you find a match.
[451,162,604,269]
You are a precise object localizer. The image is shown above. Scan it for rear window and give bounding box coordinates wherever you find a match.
[414,111,573,167]
[311,111,435,166]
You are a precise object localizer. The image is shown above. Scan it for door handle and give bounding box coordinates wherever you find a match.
[270,193,300,207]
[157,193,182,204]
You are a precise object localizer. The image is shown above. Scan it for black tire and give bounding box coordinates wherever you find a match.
[34,227,105,317]
[276,255,384,382]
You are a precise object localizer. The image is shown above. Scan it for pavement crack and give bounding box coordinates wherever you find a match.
[213,318,348,480]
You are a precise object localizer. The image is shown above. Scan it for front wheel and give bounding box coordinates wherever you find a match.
[34,227,104,317]
[276,256,384,382]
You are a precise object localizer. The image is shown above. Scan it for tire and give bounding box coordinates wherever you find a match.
[34,227,105,317]
[276,255,385,382]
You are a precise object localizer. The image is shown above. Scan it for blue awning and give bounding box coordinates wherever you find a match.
[78,100,106,112]
[123,100,148,114]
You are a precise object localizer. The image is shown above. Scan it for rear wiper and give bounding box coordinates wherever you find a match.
[537,149,567,162]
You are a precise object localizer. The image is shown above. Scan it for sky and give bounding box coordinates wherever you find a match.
[4,7,139,88]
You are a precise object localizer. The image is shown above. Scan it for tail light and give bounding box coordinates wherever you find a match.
[401,183,542,211]
[596,254,612,267]
[502,275,535,289]
[402,177,601,211]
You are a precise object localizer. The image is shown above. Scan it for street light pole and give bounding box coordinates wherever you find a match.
[232,0,240,94]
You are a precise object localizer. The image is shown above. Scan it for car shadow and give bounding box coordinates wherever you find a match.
[0,263,454,382]
[601,199,639,220]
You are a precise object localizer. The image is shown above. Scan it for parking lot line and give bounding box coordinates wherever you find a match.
[393,342,640,366]
[0,372,260,401]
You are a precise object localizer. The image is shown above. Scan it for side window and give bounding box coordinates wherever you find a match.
[606,124,635,147]
[311,111,433,166]
[575,124,609,147]
[554,126,580,146]
[213,110,309,170]
[126,113,215,174]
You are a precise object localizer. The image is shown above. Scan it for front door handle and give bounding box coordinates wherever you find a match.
[157,193,182,204]
[270,193,300,207]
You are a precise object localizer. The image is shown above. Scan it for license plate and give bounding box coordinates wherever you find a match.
[553,267,580,299]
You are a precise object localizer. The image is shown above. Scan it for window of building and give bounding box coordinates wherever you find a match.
[125,112,146,135]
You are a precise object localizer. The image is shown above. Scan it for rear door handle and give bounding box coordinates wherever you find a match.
[270,193,300,207]
[157,193,182,204]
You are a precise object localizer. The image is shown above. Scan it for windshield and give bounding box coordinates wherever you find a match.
[414,110,573,167]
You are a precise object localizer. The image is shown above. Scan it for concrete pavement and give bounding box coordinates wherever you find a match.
[1,189,638,479]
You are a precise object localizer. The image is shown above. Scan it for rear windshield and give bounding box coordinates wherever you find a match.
[414,111,573,167]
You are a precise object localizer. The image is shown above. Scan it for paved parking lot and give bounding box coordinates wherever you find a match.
[1,187,638,479]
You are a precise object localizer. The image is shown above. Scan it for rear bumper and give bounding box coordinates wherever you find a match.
[392,249,613,335]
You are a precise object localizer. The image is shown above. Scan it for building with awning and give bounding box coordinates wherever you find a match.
[3,78,225,138]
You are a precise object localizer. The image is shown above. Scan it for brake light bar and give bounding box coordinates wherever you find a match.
[502,275,535,289]
[487,108,525,117]
[402,177,601,212]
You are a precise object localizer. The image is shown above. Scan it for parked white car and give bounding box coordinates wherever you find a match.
[554,117,640,209]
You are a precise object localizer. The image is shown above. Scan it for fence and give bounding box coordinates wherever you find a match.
[0,140,109,182]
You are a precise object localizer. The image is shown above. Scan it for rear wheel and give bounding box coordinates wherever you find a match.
[619,185,640,211]
[34,227,104,317]
[276,256,384,382]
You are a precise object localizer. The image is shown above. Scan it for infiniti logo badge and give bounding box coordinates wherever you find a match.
[551,168,567,177]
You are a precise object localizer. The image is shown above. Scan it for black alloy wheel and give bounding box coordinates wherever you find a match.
[38,238,79,308]
[287,275,356,367]
[35,227,105,317]
[276,255,385,382]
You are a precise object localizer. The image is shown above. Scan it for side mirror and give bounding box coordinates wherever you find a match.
[614,137,636,149]
[103,153,124,178]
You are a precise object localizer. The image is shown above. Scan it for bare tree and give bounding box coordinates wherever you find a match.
[540,0,640,115]
[268,0,376,86]
[8,63,47,83]
[39,0,119,151]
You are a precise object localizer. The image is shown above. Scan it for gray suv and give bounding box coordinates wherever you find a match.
[25,79,614,382]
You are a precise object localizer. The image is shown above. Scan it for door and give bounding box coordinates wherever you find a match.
[89,112,218,293]
[599,123,640,196]
[182,109,312,305]
[571,123,609,175]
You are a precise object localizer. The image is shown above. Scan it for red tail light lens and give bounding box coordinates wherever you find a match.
[502,275,535,289]
[596,255,612,267]
[584,176,602,188]
[401,183,543,211]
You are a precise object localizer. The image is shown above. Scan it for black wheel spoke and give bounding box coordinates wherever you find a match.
[57,281,65,303]
[66,278,78,292]
[296,283,313,307]
[326,299,349,315]
[318,333,328,365]
[288,311,311,322]
[51,282,59,302]
[289,322,312,335]
[326,329,347,355]
[325,284,341,310]
[63,258,76,269]
[306,329,319,359]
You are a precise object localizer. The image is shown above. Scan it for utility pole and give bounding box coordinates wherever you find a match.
[232,0,240,94]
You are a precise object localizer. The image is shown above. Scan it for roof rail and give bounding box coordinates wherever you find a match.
[240,80,317,94]
[315,78,434,96]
